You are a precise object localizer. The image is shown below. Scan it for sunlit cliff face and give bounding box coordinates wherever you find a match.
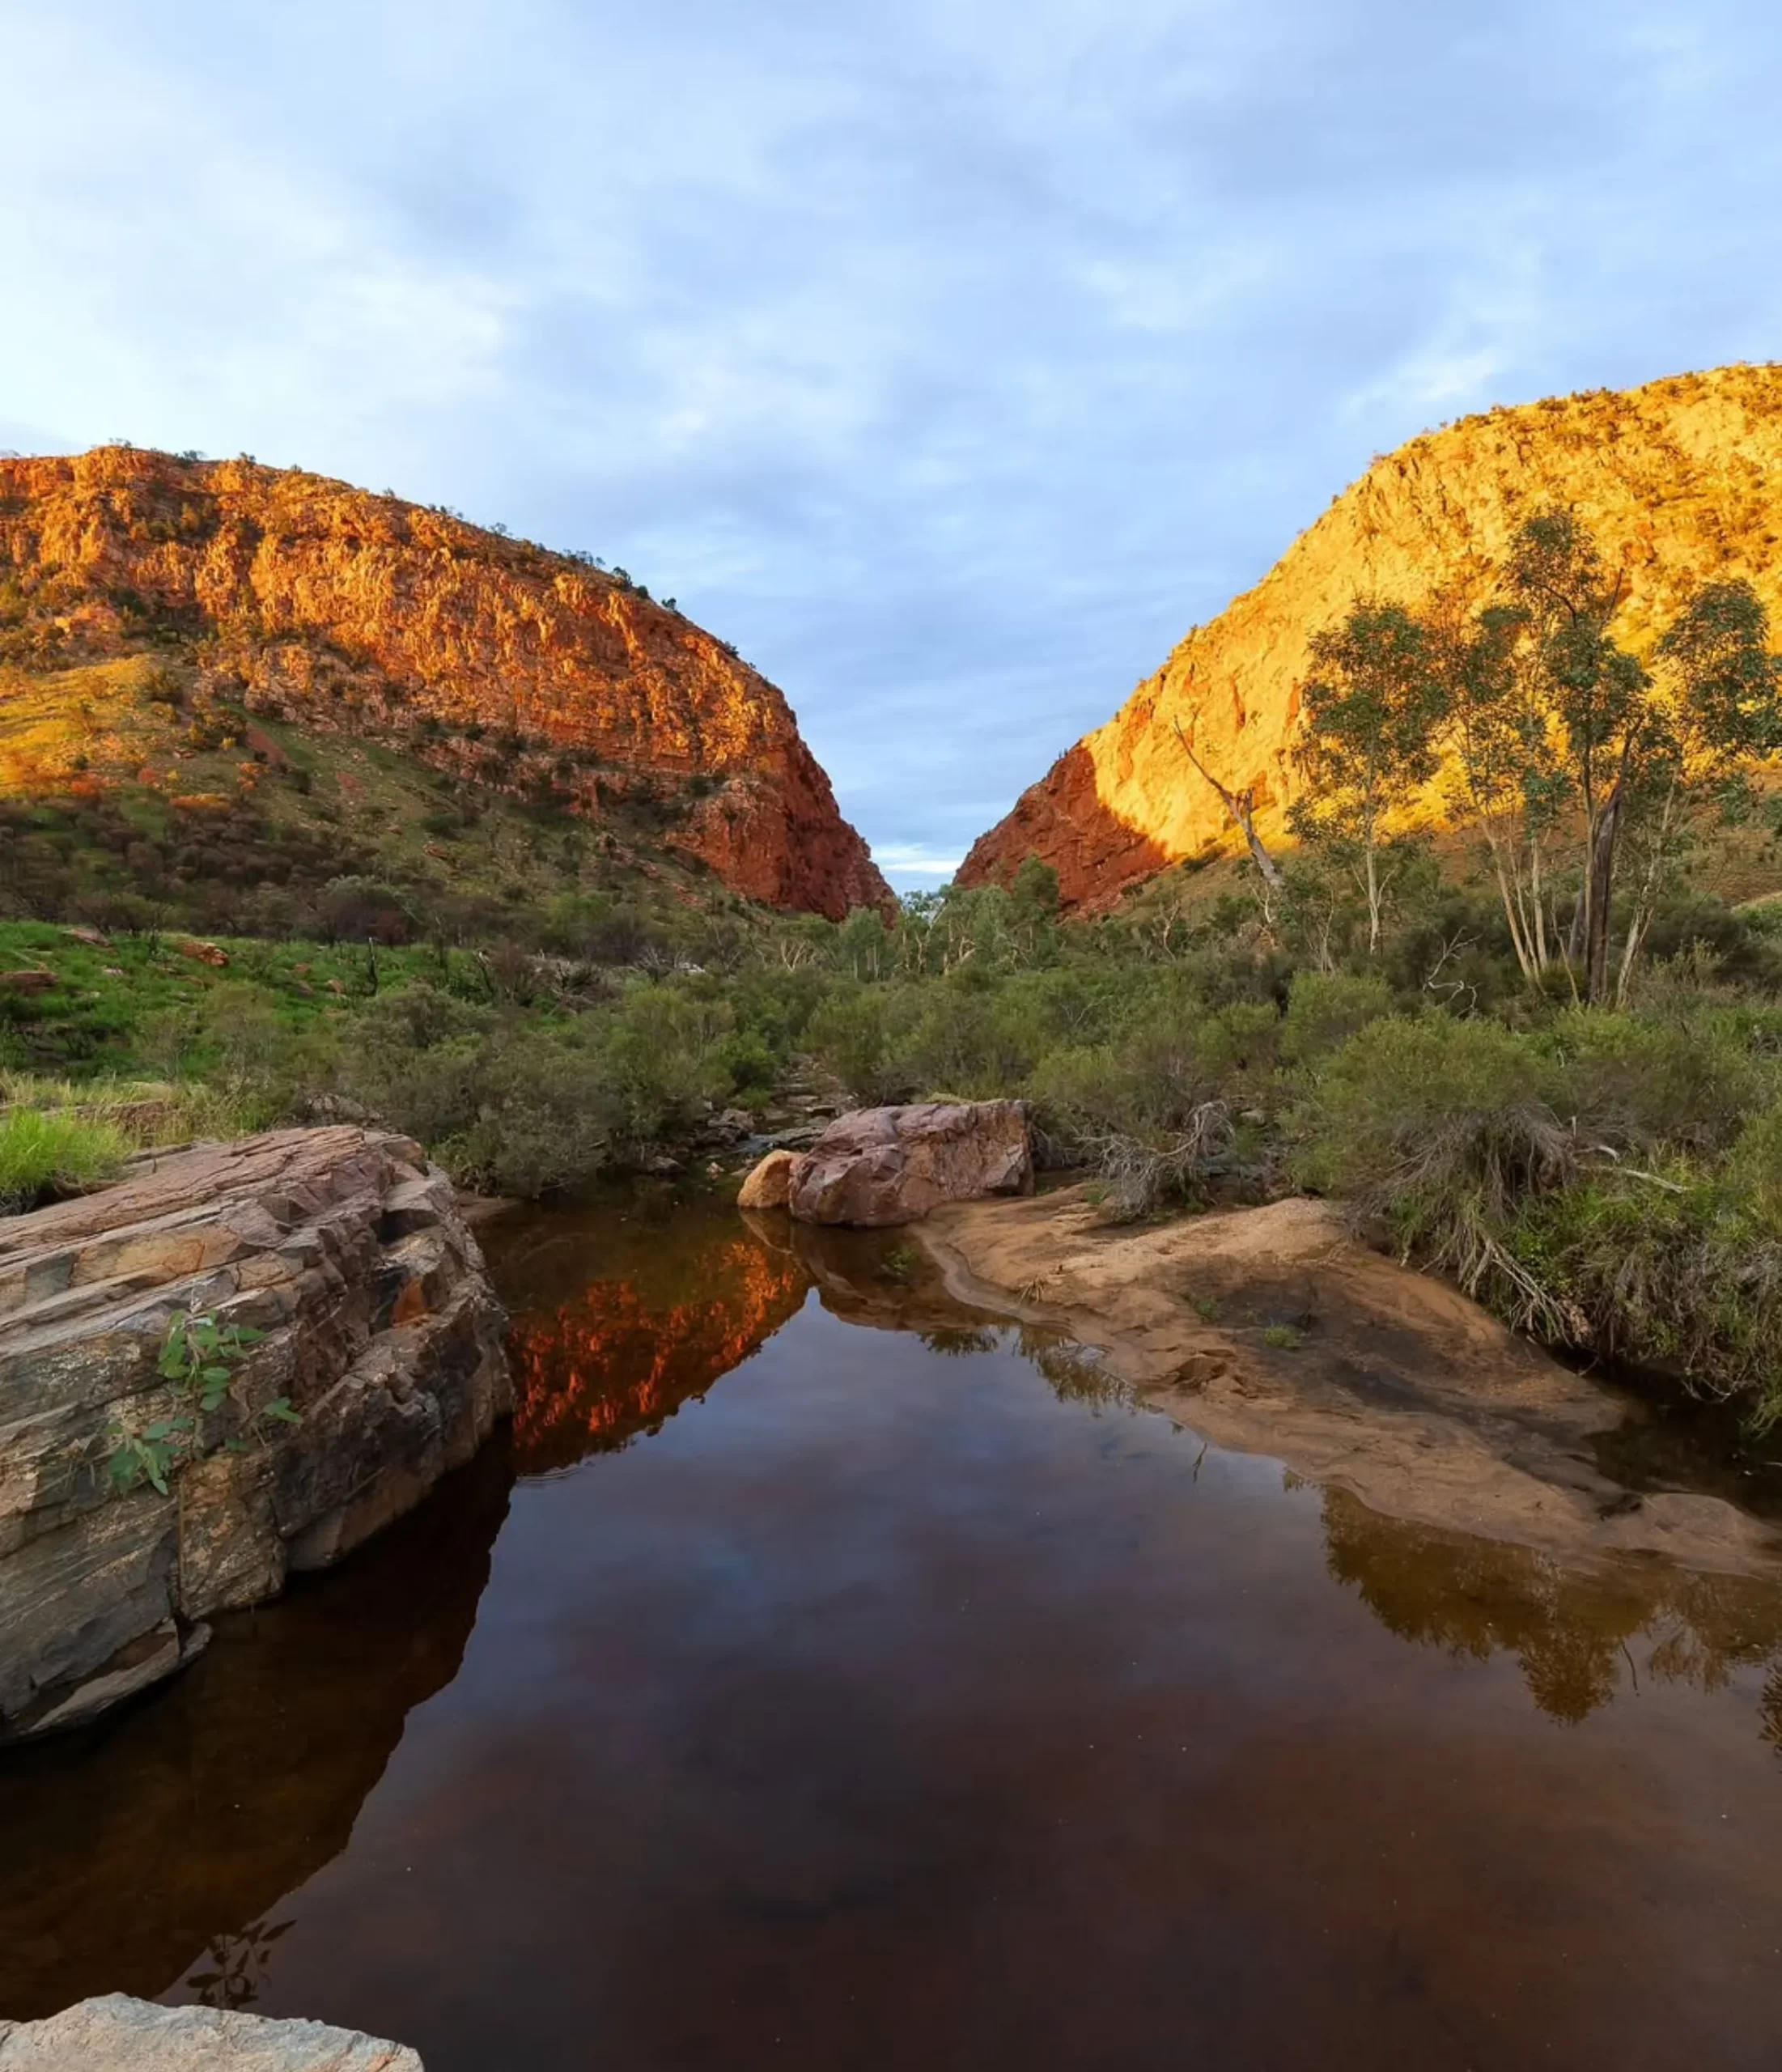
[508,1239,808,1474]
[961,363,1782,910]
[0,447,891,919]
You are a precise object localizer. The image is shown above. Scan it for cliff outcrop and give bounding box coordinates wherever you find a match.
[0,447,889,919]
[0,1126,510,1743]
[961,363,1782,908]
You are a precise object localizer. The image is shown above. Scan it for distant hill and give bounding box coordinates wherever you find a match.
[0,446,890,925]
[961,364,1782,910]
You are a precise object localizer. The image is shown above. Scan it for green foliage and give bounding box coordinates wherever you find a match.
[1289,601,1447,951]
[0,1106,127,1214]
[1279,970,1394,1066]
[106,1307,287,1498]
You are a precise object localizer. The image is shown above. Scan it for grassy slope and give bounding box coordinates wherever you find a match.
[0,654,745,924]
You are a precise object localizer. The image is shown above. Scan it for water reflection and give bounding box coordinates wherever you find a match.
[1322,1483,1782,1734]
[494,1195,1782,1748]
[0,1442,511,2021]
[506,1231,806,1471]
[8,1191,1782,2057]
[490,1195,1132,1478]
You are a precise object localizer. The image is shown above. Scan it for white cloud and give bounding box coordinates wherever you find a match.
[4,0,1782,873]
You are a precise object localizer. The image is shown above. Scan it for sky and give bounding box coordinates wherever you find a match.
[4,2,1781,888]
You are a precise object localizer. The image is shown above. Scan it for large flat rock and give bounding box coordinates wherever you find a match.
[0,1127,510,1741]
[0,1994,421,2069]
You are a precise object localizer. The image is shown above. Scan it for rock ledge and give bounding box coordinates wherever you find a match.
[0,1126,510,1742]
[0,1993,422,2069]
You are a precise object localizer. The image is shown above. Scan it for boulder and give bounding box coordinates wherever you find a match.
[737,1147,799,1209]
[0,1995,422,2069]
[785,1101,1033,1227]
[172,939,228,967]
[0,1126,511,1743]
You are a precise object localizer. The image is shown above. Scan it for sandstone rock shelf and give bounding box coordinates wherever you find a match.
[0,1994,423,2070]
[0,1126,511,1742]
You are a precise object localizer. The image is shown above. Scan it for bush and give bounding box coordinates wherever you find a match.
[1546,1005,1767,1154]
[1507,1167,1782,1429]
[0,1108,128,1214]
[1293,1016,1579,1327]
[1279,970,1394,1067]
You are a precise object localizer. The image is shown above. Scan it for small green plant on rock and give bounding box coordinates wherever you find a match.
[1260,1323,1304,1351]
[106,1308,294,1497]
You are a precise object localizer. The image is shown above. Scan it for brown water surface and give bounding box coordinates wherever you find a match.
[2,1191,1780,2069]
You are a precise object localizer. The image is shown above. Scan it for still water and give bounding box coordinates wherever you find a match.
[3,1193,1781,2069]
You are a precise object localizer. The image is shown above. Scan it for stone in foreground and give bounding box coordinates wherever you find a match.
[0,1127,511,1743]
[786,1101,1033,1227]
[0,1994,422,2069]
[737,1147,800,1209]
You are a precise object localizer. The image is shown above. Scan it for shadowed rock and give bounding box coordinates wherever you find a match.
[0,1127,510,1742]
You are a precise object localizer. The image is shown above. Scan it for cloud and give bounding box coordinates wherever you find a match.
[4,0,1782,876]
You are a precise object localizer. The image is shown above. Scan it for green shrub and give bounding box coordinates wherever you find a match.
[1293,1016,1579,1327]
[0,1108,128,1214]
[1279,970,1394,1067]
[1507,1168,1782,1429]
[1546,1006,1768,1154]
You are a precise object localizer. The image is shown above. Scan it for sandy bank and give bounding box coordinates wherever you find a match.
[919,1188,1782,1578]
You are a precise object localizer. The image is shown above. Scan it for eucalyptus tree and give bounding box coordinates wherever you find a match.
[1287,601,1447,953]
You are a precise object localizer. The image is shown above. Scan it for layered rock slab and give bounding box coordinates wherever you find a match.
[748,1101,1033,1227]
[0,1994,422,2070]
[0,1127,510,1742]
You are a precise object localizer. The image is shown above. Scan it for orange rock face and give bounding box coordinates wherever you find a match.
[0,447,891,919]
[962,364,1782,910]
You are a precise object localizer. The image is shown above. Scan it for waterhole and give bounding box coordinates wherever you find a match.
[2,1192,1780,2070]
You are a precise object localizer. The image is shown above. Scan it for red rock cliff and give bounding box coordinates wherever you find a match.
[0,447,891,919]
[961,364,1782,909]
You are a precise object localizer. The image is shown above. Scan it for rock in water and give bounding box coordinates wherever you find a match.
[786,1102,1033,1227]
[0,1127,511,1743]
[0,1994,422,2069]
[737,1147,800,1208]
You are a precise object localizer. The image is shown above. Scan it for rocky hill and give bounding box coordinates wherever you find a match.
[0,446,889,920]
[961,363,1782,909]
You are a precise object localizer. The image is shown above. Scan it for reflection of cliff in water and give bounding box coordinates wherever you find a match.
[0,1440,511,2021]
[494,1202,810,1474]
[1322,1484,1782,1739]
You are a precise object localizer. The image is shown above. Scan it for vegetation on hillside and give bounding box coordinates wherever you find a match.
[8,510,1782,1438]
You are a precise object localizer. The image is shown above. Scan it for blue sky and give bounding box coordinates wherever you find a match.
[5,1,1780,886]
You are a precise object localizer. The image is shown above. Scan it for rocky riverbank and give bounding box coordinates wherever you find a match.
[0,1127,511,1742]
[0,1994,422,2069]
[919,1187,1782,1576]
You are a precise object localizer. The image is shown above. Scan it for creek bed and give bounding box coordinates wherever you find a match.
[2,1191,1780,2070]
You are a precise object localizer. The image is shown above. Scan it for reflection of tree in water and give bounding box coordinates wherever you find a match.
[1322,1485,1782,1732]
[186,1917,294,2010]
[920,1326,1002,1358]
[917,1320,1131,1410]
[1016,1327,1133,1412]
